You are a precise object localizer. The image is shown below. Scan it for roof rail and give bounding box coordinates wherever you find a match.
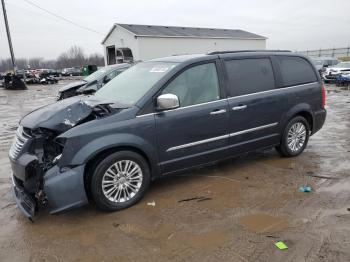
[208,50,291,55]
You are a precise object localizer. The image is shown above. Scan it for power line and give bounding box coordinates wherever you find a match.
[5,1,64,23]
[21,0,104,35]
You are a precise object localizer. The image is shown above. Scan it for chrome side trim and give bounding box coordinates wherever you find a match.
[166,122,278,152]
[166,134,229,152]
[136,112,155,118]
[136,98,227,118]
[228,82,318,100]
[229,122,278,137]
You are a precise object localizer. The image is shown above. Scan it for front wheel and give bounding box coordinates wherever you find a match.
[91,151,150,211]
[276,116,310,157]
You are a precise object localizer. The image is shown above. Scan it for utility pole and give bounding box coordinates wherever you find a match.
[1,0,26,89]
[1,0,17,73]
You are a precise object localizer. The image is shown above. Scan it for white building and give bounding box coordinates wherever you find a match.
[101,24,267,65]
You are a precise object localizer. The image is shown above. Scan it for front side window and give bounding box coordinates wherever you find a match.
[224,58,275,96]
[95,62,178,105]
[162,63,220,107]
[278,56,318,87]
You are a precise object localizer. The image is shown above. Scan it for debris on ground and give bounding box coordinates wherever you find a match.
[196,197,212,202]
[147,201,156,207]
[347,208,350,212]
[167,233,174,240]
[275,241,288,250]
[112,222,119,228]
[178,196,212,203]
[299,185,312,193]
[266,235,279,239]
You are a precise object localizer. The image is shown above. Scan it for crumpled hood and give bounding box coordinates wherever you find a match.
[20,96,126,133]
[58,80,87,92]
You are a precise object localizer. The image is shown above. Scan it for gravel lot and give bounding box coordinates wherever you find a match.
[0,82,349,262]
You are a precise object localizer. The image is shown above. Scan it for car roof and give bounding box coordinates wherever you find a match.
[150,54,212,63]
[149,50,296,64]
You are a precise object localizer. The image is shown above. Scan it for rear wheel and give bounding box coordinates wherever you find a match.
[276,116,310,157]
[91,151,150,211]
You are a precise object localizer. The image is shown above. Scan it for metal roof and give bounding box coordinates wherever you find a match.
[102,23,267,44]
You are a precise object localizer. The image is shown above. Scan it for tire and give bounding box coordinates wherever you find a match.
[91,151,151,211]
[276,116,310,157]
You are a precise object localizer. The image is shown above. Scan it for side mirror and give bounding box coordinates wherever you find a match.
[156,94,179,111]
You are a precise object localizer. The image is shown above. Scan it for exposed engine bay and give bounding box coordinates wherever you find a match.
[10,96,127,218]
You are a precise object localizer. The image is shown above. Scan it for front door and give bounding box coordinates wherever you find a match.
[155,62,229,174]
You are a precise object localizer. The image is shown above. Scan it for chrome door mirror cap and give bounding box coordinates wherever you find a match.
[157,94,179,111]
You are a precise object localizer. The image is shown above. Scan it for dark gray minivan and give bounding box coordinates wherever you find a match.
[9,51,326,219]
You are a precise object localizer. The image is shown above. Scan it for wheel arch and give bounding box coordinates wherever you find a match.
[84,145,158,199]
[281,103,314,134]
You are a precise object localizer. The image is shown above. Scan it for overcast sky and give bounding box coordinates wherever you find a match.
[1,0,349,59]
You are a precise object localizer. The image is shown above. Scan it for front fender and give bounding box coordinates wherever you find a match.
[60,133,159,174]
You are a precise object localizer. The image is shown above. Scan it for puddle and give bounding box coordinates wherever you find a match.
[239,214,289,233]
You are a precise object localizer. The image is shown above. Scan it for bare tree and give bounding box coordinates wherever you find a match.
[28,57,43,69]
[86,53,104,66]
[0,45,104,72]
[0,59,13,72]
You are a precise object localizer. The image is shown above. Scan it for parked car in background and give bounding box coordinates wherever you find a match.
[61,67,82,76]
[311,57,339,75]
[323,61,350,82]
[40,69,60,78]
[40,76,58,85]
[57,63,131,100]
[9,51,326,219]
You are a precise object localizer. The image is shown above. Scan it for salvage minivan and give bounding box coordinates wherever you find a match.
[9,51,326,219]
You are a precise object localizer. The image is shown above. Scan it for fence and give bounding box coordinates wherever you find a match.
[298,47,350,59]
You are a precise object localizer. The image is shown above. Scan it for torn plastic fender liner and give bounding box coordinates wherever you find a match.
[44,164,88,214]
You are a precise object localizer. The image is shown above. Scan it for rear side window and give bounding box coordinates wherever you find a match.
[224,58,275,96]
[277,56,317,87]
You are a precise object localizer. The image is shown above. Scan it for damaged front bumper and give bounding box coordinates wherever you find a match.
[11,153,89,219]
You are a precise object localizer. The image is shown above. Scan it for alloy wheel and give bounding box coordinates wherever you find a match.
[102,160,143,203]
[287,122,307,152]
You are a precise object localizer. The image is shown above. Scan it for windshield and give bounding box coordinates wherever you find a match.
[84,67,114,82]
[94,62,178,105]
[333,62,350,68]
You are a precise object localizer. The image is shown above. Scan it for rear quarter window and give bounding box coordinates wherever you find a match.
[224,58,275,96]
[277,56,318,87]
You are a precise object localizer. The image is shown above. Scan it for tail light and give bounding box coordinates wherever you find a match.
[321,84,326,108]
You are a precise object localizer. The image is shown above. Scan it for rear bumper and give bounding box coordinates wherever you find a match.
[312,108,327,135]
[11,152,88,218]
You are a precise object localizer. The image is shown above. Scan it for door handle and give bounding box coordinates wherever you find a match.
[210,109,227,115]
[232,105,247,111]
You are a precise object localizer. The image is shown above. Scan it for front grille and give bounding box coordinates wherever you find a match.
[9,126,31,159]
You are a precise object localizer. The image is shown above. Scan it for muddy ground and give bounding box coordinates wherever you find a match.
[0,81,349,262]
